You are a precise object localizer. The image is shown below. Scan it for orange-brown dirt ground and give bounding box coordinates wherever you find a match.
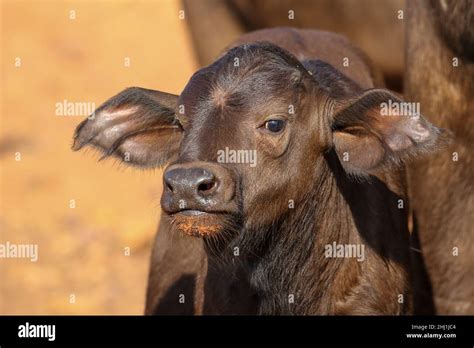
[0,0,197,314]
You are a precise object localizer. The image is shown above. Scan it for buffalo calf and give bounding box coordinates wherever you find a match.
[73,28,447,315]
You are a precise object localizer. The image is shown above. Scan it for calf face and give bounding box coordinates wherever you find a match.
[73,43,445,244]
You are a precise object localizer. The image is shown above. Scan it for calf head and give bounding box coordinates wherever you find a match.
[73,43,447,245]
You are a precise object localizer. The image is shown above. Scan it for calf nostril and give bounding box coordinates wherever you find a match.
[198,179,216,192]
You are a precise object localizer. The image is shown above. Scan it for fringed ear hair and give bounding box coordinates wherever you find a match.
[73,87,182,168]
[331,88,450,175]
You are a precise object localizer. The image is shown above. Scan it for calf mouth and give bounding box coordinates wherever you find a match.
[169,209,237,237]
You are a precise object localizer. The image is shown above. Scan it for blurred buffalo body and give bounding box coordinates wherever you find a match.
[182,0,405,90]
[405,0,474,314]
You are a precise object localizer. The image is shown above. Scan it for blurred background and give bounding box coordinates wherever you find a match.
[1,0,196,314]
[0,0,404,314]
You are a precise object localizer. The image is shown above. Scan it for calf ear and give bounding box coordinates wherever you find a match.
[331,89,449,175]
[72,87,182,168]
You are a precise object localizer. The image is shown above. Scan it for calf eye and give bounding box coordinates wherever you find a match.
[264,119,286,133]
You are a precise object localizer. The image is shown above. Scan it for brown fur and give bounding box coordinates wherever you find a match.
[405,0,474,314]
[72,28,447,315]
[182,0,405,90]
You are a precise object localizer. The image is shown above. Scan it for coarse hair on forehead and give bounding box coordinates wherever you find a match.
[213,42,310,84]
[210,43,311,109]
[224,42,308,71]
[179,42,312,114]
